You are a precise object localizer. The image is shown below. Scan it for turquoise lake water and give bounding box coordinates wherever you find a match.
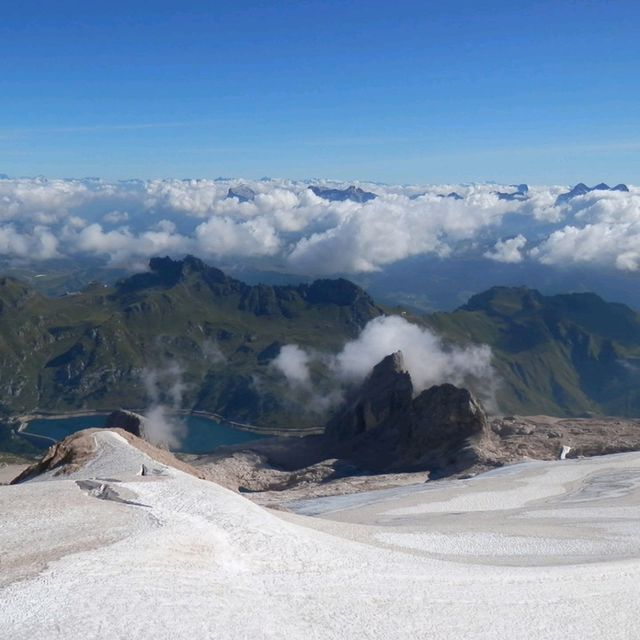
[22,414,266,454]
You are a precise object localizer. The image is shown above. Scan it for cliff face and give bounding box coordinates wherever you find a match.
[325,351,413,440]
[395,383,494,472]
[325,350,496,474]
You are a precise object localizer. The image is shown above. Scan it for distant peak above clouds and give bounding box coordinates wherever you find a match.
[0,176,638,279]
[308,184,377,203]
[555,182,629,205]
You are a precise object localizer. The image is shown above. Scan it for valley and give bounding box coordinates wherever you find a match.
[3,256,640,445]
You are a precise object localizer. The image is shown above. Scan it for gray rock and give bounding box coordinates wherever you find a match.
[399,383,490,469]
[325,351,494,474]
[325,351,412,440]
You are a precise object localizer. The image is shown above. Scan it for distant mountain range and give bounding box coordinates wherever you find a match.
[555,182,629,205]
[309,185,377,202]
[0,256,381,428]
[2,257,640,428]
[427,286,640,416]
[494,183,529,201]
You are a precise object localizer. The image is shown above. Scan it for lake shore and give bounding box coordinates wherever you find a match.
[13,408,322,438]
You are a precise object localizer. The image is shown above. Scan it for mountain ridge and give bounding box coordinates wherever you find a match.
[3,259,640,429]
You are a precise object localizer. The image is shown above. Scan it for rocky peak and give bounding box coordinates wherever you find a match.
[226,185,256,203]
[305,278,372,307]
[461,286,544,316]
[325,350,413,440]
[401,384,490,468]
[555,182,630,205]
[116,255,228,293]
[324,353,495,474]
[309,185,376,203]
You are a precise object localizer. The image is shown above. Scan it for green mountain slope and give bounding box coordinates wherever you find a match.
[3,258,640,427]
[426,286,640,416]
[0,256,382,428]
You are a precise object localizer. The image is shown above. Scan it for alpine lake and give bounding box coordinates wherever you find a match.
[21,413,266,454]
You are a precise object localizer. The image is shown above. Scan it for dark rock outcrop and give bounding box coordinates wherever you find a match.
[325,352,413,440]
[325,351,495,474]
[396,383,492,472]
[115,255,228,293]
[431,192,463,200]
[104,409,147,439]
[494,184,529,201]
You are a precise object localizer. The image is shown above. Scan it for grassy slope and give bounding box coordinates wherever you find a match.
[3,260,640,430]
[426,287,640,416]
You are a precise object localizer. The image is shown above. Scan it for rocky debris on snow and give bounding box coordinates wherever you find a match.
[187,351,640,497]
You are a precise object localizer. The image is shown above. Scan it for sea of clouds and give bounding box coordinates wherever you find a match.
[1,176,639,274]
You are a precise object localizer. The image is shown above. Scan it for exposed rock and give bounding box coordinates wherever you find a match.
[431,191,463,200]
[104,409,147,439]
[396,383,494,471]
[324,351,496,474]
[11,431,97,483]
[325,351,412,440]
[494,184,529,201]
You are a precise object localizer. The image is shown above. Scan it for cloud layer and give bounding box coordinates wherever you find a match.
[1,176,639,275]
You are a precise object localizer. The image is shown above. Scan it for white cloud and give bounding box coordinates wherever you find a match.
[484,234,527,263]
[0,176,638,275]
[195,216,281,258]
[271,315,497,412]
[0,224,59,259]
[271,345,312,388]
[69,222,192,265]
[103,210,129,224]
[333,315,494,396]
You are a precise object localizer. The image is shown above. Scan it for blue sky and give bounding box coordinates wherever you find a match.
[1,0,639,183]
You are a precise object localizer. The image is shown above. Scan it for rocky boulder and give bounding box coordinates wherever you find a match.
[396,383,494,472]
